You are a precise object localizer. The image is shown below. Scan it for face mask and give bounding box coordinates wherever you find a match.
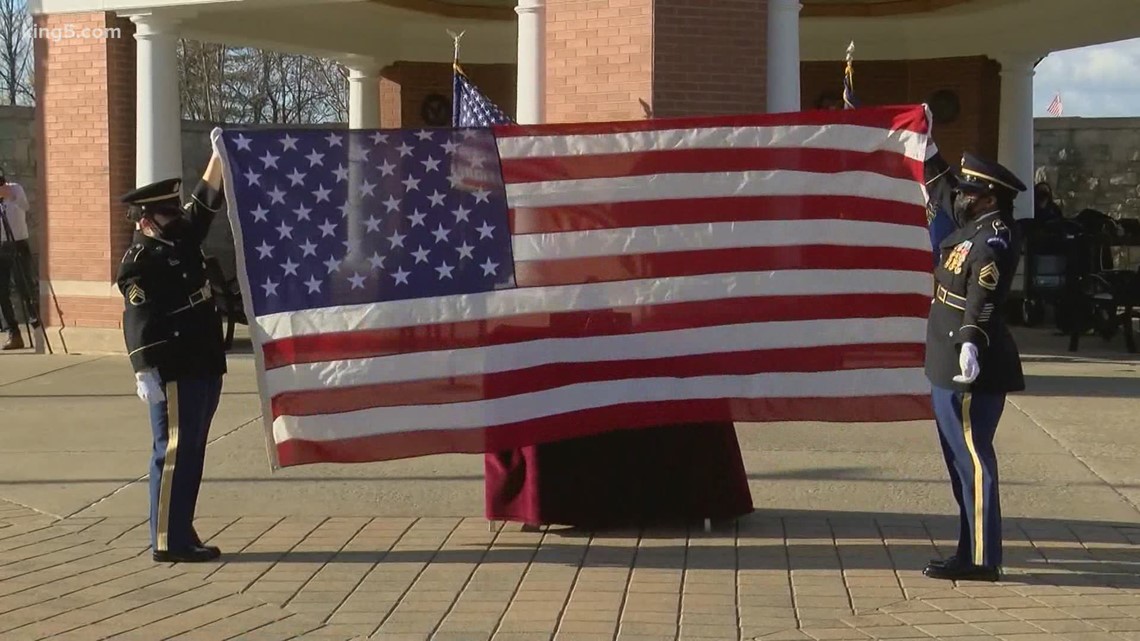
[952,193,978,227]
[156,216,191,240]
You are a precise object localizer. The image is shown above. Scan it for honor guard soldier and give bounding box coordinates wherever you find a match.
[924,152,1026,582]
[116,152,227,563]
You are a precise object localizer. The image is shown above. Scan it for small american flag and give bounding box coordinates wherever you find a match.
[453,63,513,127]
[214,105,937,468]
[1047,92,1064,116]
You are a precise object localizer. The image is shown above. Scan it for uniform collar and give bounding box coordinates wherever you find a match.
[973,210,1000,225]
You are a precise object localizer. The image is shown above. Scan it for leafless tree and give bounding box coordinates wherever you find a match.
[0,0,33,106]
[178,41,348,124]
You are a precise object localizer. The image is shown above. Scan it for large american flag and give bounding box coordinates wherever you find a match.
[214,105,936,468]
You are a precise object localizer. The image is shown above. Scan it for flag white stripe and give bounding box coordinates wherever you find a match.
[272,366,929,442]
[505,170,924,209]
[254,269,933,341]
[510,219,929,262]
[496,124,926,161]
[265,316,925,392]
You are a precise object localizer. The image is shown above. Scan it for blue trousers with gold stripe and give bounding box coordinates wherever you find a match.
[148,376,222,552]
[931,385,1004,568]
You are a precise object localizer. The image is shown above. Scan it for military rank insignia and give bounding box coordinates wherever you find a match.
[978,261,1000,290]
[127,283,146,306]
[943,240,972,275]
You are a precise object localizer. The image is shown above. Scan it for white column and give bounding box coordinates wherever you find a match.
[766,0,802,113]
[345,57,382,128]
[342,57,381,267]
[996,53,1037,218]
[515,0,546,124]
[131,14,182,187]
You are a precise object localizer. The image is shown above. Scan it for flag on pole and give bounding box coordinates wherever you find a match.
[843,41,859,109]
[450,28,513,128]
[212,105,937,468]
[449,33,513,192]
[1046,92,1063,116]
[453,64,514,127]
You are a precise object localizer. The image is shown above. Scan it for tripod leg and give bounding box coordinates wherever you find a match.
[10,243,47,353]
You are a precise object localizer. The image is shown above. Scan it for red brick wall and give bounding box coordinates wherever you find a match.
[801,55,1000,164]
[34,12,135,331]
[105,15,136,271]
[379,76,402,128]
[380,62,516,127]
[545,0,767,123]
[546,0,653,122]
[652,0,767,117]
[41,296,123,328]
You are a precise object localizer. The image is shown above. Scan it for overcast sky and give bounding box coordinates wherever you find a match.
[1034,37,1140,117]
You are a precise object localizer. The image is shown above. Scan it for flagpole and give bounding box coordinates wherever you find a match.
[843,41,856,110]
[448,29,465,72]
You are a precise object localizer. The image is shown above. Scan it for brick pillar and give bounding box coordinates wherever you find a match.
[546,0,768,122]
[34,12,136,353]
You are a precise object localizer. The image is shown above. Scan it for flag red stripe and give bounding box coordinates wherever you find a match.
[491,106,929,138]
[508,196,926,234]
[499,148,922,184]
[514,245,932,288]
[261,292,931,369]
[275,393,933,465]
[270,343,924,419]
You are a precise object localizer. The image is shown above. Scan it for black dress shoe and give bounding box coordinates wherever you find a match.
[153,546,222,563]
[923,558,999,581]
[2,333,23,350]
[927,555,958,569]
[191,533,221,556]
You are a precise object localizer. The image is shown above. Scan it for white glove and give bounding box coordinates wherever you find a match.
[952,342,980,384]
[135,369,165,404]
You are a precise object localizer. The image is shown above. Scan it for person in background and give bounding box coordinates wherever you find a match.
[1034,181,1063,224]
[0,169,34,351]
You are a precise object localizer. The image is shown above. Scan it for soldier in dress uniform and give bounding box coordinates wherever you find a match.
[116,151,227,563]
[923,152,1026,582]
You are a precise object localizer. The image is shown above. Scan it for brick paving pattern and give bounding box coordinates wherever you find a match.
[2,500,1138,640]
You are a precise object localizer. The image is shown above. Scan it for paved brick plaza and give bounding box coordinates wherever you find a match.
[1,328,1139,640]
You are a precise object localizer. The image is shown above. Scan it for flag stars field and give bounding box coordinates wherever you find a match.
[220,126,515,315]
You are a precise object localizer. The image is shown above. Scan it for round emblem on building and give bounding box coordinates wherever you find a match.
[927,89,960,124]
[421,93,451,126]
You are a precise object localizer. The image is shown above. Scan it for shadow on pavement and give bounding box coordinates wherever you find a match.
[211,510,1140,590]
[3,472,1138,490]
[1017,373,1140,398]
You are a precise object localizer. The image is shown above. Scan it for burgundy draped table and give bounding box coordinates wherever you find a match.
[484,421,754,529]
